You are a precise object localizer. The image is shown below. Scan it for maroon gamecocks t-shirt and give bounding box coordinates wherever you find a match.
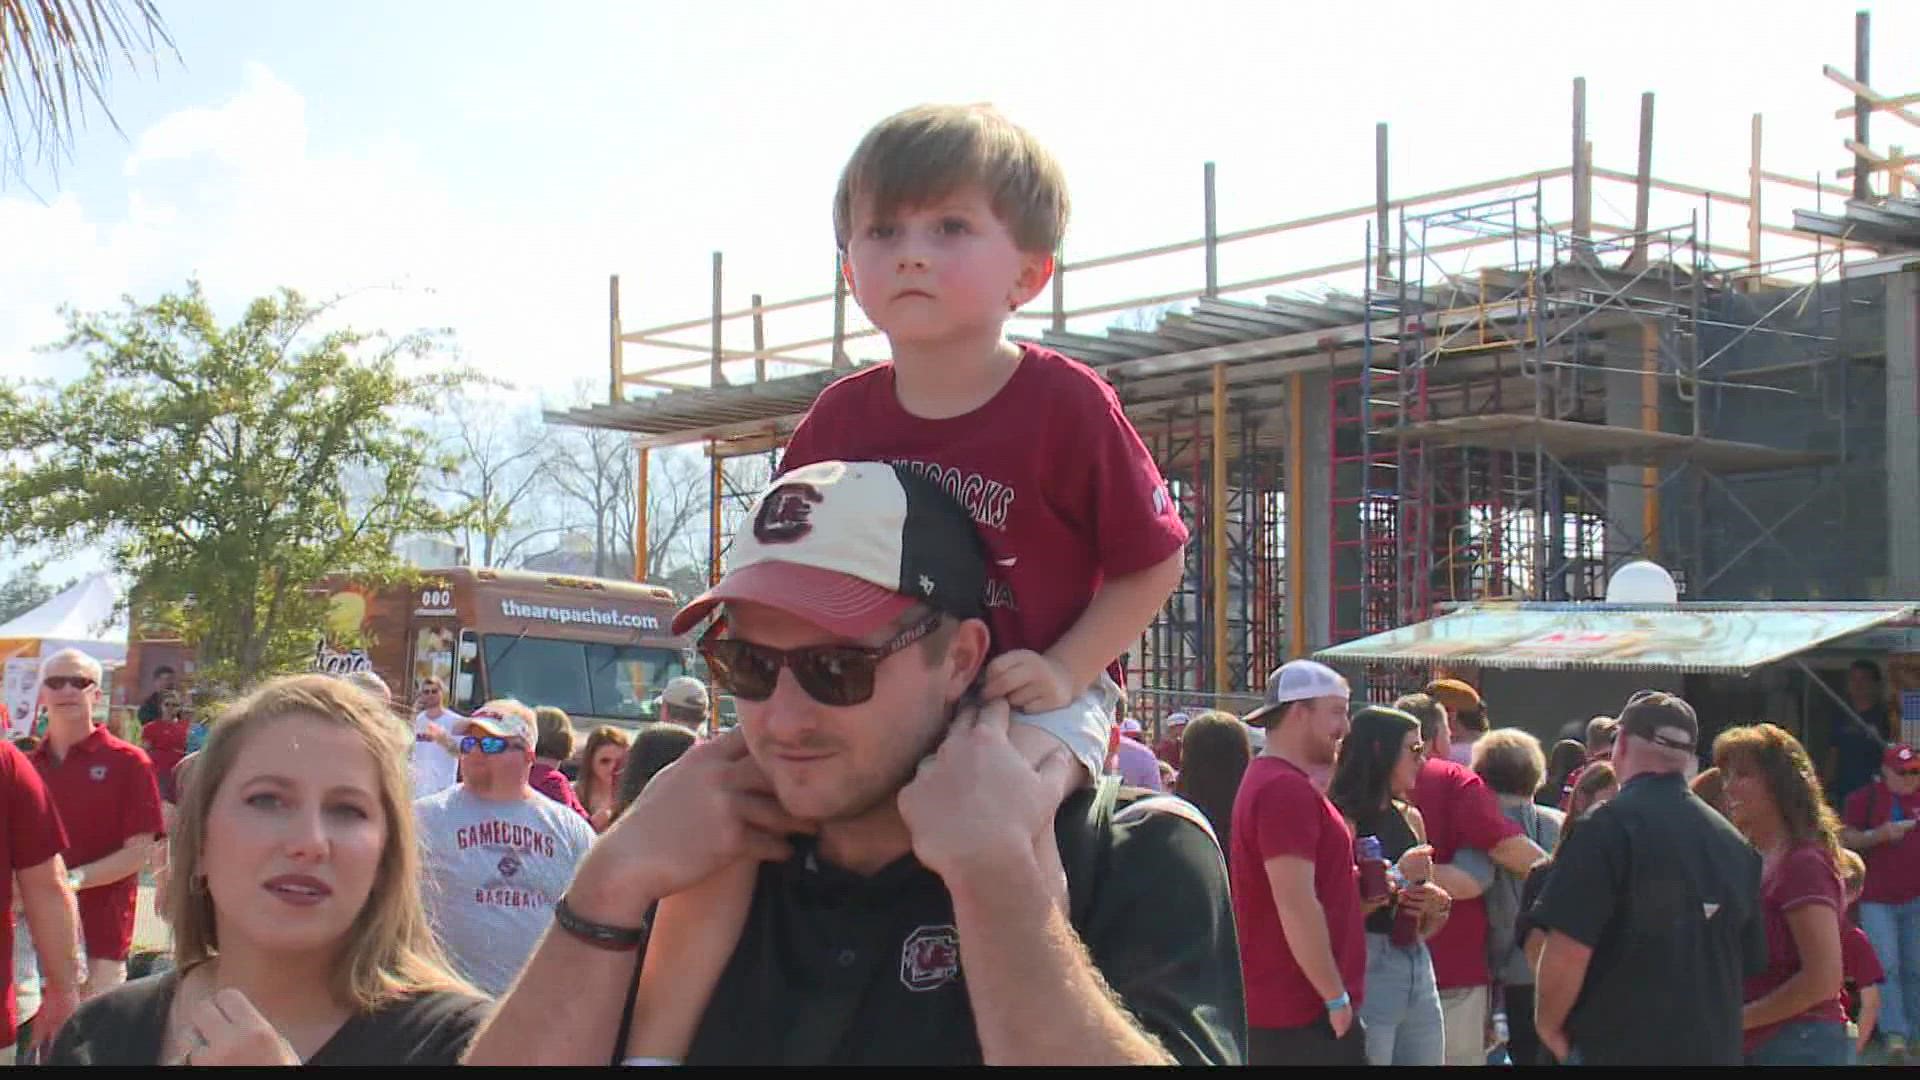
[779,345,1188,660]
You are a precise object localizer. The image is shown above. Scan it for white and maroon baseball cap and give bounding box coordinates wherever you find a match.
[671,460,989,639]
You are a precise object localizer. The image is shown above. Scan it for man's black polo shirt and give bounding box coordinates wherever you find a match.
[1529,771,1765,1066]
[617,789,1246,1065]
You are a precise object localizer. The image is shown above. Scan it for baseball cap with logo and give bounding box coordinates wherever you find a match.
[1885,743,1919,775]
[1119,717,1143,736]
[454,702,537,747]
[1243,659,1351,729]
[671,460,989,639]
[658,676,709,712]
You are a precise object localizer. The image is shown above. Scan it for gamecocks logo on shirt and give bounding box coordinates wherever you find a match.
[497,853,522,879]
[899,925,961,992]
[752,483,824,544]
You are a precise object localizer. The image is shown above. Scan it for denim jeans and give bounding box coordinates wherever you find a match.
[1860,897,1920,1041]
[1358,932,1445,1066]
[1746,1019,1852,1066]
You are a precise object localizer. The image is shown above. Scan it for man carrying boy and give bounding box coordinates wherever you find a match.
[461,462,1242,1065]
[628,103,1190,1058]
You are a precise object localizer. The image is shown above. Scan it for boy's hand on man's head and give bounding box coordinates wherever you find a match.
[900,699,1076,886]
[980,650,1078,713]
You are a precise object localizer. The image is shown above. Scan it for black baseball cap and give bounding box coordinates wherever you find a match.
[1616,690,1698,753]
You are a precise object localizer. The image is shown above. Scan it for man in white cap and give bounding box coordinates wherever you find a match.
[1155,712,1191,770]
[1230,660,1368,1066]
[656,676,712,736]
[414,698,596,996]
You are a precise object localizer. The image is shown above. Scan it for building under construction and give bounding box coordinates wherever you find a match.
[553,25,1920,728]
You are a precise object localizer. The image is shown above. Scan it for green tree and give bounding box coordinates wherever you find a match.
[0,282,476,685]
[0,567,74,625]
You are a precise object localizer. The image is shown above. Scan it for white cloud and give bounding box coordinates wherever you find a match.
[1,63,609,397]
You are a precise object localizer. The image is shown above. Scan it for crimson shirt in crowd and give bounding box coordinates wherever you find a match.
[1155,735,1183,770]
[1842,780,1920,905]
[1229,755,1366,1029]
[140,717,191,803]
[1842,919,1885,1019]
[1411,757,1524,990]
[779,345,1189,664]
[1743,842,1848,1053]
[3,742,69,1043]
[30,727,165,962]
[529,761,590,822]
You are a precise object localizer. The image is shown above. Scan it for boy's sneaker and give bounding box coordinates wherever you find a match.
[1887,1034,1908,1064]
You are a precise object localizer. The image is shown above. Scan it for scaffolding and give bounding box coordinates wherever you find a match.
[555,30,1917,730]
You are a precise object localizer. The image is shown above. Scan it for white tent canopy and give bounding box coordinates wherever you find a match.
[0,573,129,651]
[0,574,128,732]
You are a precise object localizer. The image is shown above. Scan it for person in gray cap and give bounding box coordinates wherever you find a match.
[656,677,711,735]
[1528,690,1764,1066]
[1230,660,1372,1066]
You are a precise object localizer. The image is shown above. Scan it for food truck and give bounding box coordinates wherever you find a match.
[127,568,695,729]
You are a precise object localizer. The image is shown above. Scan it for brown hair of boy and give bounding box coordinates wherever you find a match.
[832,104,1069,256]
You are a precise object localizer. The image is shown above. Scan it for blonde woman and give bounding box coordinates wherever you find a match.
[48,675,487,1065]
[576,726,633,832]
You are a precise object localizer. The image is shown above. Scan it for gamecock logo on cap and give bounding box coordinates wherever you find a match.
[899,924,961,992]
[753,483,823,544]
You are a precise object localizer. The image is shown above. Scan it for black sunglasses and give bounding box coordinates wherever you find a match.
[699,612,943,707]
[42,676,96,692]
[459,735,524,755]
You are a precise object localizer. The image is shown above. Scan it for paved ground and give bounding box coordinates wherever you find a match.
[132,879,169,954]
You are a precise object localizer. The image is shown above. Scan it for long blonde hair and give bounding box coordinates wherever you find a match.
[576,725,633,813]
[165,674,475,1009]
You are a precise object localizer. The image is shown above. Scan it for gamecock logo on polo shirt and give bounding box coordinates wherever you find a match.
[88,765,107,782]
[899,925,961,993]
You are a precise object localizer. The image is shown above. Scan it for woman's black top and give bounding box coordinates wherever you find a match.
[46,970,490,1066]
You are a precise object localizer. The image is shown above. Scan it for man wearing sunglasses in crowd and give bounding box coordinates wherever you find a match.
[467,460,1243,1066]
[414,699,596,997]
[28,649,163,1002]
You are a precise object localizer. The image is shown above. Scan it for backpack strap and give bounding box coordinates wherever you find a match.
[1064,774,1122,934]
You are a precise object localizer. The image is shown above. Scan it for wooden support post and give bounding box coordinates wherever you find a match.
[1375,123,1390,284]
[1203,162,1219,299]
[1626,92,1654,271]
[1285,373,1308,658]
[1749,114,1764,268]
[1572,78,1592,249]
[1211,362,1229,693]
[1894,145,1907,198]
[1854,10,1871,203]
[1640,322,1661,561]
[633,445,650,583]
[609,274,623,404]
[710,252,729,387]
[709,456,724,587]
[831,257,850,370]
[751,293,766,383]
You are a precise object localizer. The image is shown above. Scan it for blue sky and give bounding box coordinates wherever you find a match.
[5,0,1918,580]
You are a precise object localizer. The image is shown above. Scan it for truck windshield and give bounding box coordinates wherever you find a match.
[481,635,689,721]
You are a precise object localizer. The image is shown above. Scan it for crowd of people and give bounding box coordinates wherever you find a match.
[0,100,1912,1067]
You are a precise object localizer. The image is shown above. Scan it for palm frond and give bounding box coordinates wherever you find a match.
[0,0,176,181]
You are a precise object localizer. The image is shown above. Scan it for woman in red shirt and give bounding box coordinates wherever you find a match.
[1716,723,1850,1065]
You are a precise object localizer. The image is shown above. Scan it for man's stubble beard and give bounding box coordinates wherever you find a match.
[775,685,959,826]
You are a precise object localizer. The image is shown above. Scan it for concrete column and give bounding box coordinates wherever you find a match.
[1602,331,1651,562]
[1889,270,1920,596]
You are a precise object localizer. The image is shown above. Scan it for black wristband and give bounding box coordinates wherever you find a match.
[553,896,650,952]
